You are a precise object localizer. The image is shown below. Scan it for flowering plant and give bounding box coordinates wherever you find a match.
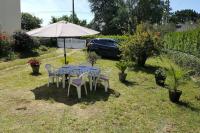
[28,58,41,66]
[0,33,8,41]
[87,52,100,66]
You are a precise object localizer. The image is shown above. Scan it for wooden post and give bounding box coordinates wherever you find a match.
[64,38,67,64]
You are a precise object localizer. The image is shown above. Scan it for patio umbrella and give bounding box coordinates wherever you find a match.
[27,21,100,64]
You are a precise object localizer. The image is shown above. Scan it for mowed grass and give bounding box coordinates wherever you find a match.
[0,49,200,133]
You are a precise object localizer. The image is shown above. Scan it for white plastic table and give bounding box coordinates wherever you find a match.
[57,65,101,90]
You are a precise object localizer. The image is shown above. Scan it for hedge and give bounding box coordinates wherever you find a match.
[81,35,129,43]
[165,49,200,76]
[163,28,200,57]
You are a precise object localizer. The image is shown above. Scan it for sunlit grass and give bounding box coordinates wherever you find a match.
[0,50,199,132]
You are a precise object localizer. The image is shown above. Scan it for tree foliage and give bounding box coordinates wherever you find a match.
[133,0,164,24]
[88,0,128,35]
[50,13,87,26]
[170,9,200,24]
[88,0,166,35]
[21,13,42,31]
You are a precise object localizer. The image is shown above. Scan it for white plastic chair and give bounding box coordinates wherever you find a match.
[45,64,61,88]
[94,69,111,92]
[67,72,88,99]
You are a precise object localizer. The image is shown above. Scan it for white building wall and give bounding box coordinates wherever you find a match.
[0,0,21,34]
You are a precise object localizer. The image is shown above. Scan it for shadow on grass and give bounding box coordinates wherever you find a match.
[122,80,138,87]
[19,51,39,58]
[176,100,200,112]
[31,83,120,106]
[30,73,42,76]
[132,64,161,75]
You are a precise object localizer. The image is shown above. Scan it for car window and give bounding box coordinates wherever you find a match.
[95,39,116,46]
[105,40,115,46]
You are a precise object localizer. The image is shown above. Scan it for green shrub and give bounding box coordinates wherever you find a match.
[13,31,39,52]
[0,33,12,57]
[155,68,167,86]
[165,50,200,76]
[120,24,162,66]
[0,40,11,56]
[81,35,129,44]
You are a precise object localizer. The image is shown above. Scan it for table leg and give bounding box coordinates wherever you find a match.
[62,75,65,88]
[89,76,93,91]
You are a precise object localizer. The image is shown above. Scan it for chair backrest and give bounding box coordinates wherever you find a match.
[79,72,88,84]
[45,64,53,75]
[101,68,112,77]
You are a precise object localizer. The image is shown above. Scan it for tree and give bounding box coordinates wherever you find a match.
[21,13,42,31]
[170,9,200,24]
[50,13,87,27]
[88,0,166,35]
[134,0,164,24]
[89,0,129,35]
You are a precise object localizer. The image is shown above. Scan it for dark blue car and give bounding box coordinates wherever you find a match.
[87,38,120,58]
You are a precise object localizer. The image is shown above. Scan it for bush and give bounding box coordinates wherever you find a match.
[0,33,12,57]
[13,31,39,52]
[120,24,162,66]
[165,49,200,76]
[155,68,167,86]
[81,35,129,44]
[163,28,200,57]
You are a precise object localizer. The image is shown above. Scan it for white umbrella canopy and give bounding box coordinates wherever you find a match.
[27,21,100,64]
[27,21,100,37]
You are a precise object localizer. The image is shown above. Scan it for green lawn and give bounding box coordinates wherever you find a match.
[0,49,200,133]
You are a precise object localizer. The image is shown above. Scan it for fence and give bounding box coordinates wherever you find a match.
[57,38,86,49]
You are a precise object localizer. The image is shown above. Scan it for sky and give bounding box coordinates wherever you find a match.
[21,0,200,26]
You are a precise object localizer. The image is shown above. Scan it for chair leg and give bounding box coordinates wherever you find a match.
[67,83,71,96]
[63,75,66,88]
[89,77,93,91]
[52,77,54,83]
[56,77,59,88]
[84,84,88,95]
[77,87,81,99]
[105,81,108,92]
[94,79,98,91]
[47,78,50,87]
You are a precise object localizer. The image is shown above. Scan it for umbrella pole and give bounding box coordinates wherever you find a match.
[64,38,67,64]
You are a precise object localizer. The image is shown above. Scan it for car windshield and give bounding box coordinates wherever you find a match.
[94,39,118,47]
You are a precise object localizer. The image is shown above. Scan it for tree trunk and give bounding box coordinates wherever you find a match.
[137,55,147,67]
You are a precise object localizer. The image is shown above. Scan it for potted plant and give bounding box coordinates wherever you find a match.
[28,58,41,74]
[87,52,100,66]
[155,68,167,86]
[168,66,183,103]
[116,60,128,82]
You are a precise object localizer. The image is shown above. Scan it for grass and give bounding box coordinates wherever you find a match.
[0,49,200,133]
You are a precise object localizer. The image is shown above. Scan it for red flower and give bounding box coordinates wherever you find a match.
[0,33,8,41]
[28,58,41,66]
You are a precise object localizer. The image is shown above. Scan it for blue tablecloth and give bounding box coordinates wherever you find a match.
[57,65,101,77]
